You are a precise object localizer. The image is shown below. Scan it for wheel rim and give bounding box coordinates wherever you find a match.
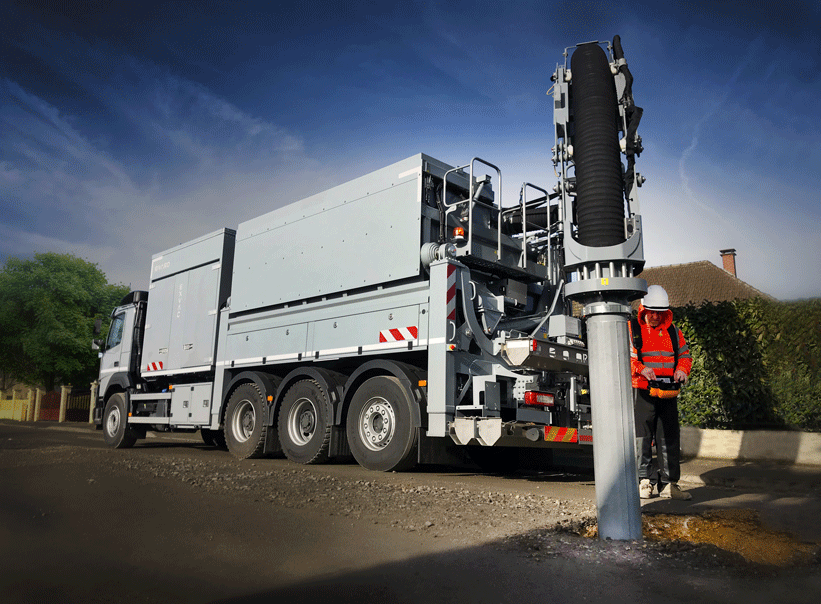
[358,396,396,452]
[106,405,121,436]
[287,397,317,446]
[232,399,256,443]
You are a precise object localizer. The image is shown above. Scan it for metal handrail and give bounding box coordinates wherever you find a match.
[469,158,502,260]
[513,183,549,269]
[442,163,470,253]
[442,158,502,261]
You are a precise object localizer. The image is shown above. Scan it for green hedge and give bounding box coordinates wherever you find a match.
[671,298,821,431]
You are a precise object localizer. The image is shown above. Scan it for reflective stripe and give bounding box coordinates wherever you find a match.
[545,427,578,443]
[644,361,676,369]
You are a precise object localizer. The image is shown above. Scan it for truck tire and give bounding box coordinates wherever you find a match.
[346,376,418,472]
[102,393,139,449]
[277,379,332,464]
[224,383,267,459]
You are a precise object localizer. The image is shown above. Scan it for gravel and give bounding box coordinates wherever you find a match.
[10,436,819,576]
[103,449,819,575]
[110,453,598,545]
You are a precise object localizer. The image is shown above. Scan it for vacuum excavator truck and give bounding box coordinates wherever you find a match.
[93,36,646,472]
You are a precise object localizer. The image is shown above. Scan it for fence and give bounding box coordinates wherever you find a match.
[0,384,97,423]
[66,391,91,422]
[39,390,61,421]
[0,390,32,421]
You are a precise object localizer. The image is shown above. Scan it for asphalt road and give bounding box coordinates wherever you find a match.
[1,421,819,604]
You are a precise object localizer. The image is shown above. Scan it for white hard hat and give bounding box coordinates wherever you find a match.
[642,285,669,310]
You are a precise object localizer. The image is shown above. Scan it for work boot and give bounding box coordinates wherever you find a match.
[639,479,654,499]
[659,483,692,500]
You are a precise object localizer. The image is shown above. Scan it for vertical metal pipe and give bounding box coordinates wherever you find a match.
[585,309,642,541]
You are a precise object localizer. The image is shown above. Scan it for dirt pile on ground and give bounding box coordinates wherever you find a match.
[641,509,818,566]
[571,509,820,568]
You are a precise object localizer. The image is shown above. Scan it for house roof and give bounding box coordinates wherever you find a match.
[636,260,774,308]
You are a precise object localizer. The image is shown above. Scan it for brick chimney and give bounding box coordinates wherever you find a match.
[720,248,737,277]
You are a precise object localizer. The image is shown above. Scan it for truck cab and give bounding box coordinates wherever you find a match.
[93,291,147,425]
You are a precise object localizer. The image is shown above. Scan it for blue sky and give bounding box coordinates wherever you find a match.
[1,1,819,300]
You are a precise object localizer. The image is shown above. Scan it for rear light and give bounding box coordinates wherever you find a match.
[524,391,554,407]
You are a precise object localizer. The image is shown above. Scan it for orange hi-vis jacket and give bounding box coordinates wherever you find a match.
[630,305,692,391]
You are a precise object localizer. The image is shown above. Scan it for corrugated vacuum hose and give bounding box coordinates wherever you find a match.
[570,43,625,248]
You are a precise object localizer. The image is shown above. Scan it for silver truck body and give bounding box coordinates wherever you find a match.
[95,151,591,469]
[94,37,648,474]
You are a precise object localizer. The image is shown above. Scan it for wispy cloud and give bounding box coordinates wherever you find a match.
[1,4,819,301]
[676,36,765,227]
[0,36,314,288]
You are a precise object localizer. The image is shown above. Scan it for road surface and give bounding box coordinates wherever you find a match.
[1,421,819,603]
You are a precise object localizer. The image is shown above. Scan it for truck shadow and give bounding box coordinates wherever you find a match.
[203,523,820,604]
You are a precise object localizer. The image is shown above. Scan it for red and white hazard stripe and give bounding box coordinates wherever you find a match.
[145,361,164,372]
[379,326,418,343]
[447,264,457,321]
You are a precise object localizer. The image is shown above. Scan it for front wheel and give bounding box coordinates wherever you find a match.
[102,393,139,449]
[224,383,267,459]
[346,376,418,472]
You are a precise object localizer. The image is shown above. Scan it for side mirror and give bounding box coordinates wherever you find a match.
[92,339,103,351]
[93,318,103,336]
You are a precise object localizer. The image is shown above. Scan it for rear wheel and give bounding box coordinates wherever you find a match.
[224,383,267,459]
[277,379,332,464]
[346,376,418,472]
[102,393,139,449]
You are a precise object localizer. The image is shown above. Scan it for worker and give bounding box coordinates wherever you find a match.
[630,285,693,500]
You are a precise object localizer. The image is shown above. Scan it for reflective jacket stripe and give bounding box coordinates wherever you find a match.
[630,310,693,390]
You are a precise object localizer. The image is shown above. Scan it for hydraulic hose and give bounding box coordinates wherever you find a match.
[501,205,559,234]
[570,43,625,247]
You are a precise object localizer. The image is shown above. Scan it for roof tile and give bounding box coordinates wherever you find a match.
[636,261,773,308]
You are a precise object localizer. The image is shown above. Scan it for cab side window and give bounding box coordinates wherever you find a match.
[107,314,125,349]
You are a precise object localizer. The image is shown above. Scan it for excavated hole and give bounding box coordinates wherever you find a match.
[578,509,818,567]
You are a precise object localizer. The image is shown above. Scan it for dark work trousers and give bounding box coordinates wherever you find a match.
[634,388,681,486]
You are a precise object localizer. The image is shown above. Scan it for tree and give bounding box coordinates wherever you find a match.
[0,253,129,391]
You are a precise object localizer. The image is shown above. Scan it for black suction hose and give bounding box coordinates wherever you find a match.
[570,43,625,247]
